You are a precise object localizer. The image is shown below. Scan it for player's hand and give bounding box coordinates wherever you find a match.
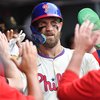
[74,20,99,53]
[19,40,38,74]
[6,29,18,41]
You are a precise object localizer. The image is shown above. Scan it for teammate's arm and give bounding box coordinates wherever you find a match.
[17,40,43,100]
[0,33,26,91]
[57,20,99,99]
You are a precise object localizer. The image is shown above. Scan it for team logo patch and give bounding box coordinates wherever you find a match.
[42,4,49,13]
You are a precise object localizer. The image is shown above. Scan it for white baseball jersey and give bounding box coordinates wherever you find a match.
[37,47,99,100]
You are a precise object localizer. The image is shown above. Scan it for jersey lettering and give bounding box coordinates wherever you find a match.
[38,73,62,91]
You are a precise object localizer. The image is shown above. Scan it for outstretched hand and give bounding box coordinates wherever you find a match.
[74,20,99,53]
[12,40,38,75]
[6,29,18,41]
[20,40,38,74]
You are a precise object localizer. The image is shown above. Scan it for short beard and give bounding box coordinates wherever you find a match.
[43,32,61,48]
[43,39,58,48]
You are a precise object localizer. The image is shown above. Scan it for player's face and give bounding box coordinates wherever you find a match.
[37,17,63,48]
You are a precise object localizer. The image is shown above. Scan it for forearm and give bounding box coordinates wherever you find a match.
[1,55,25,91]
[7,72,26,92]
[67,49,85,75]
[26,73,43,100]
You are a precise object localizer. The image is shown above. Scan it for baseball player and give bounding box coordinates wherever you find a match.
[30,2,100,100]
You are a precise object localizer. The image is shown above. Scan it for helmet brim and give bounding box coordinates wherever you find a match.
[32,14,63,24]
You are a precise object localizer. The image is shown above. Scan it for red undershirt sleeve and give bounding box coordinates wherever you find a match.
[57,70,97,100]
